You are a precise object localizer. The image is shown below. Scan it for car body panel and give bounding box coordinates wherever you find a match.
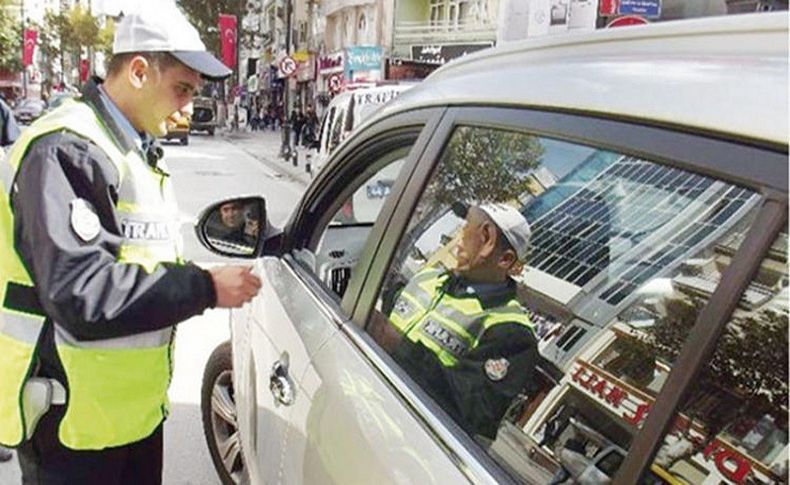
[280,329,472,484]
[373,13,787,147]
[237,257,338,482]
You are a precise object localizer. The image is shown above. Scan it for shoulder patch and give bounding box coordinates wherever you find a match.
[484,357,510,382]
[70,198,101,242]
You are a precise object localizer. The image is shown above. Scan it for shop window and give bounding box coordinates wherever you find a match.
[646,229,788,485]
[363,124,764,484]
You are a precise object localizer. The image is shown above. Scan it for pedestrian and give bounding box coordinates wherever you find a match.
[0,94,20,150]
[370,203,540,441]
[0,4,261,484]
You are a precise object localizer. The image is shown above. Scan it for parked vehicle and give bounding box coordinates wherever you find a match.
[306,83,414,171]
[162,114,190,145]
[14,99,46,124]
[191,96,217,135]
[196,13,787,485]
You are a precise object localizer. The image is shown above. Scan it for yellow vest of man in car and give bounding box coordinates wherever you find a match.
[390,267,534,367]
[0,99,181,450]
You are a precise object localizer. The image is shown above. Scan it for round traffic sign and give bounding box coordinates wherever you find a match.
[327,73,343,93]
[279,56,297,76]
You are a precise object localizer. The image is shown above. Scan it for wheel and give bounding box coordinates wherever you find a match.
[201,342,245,485]
[209,128,215,136]
[181,136,189,146]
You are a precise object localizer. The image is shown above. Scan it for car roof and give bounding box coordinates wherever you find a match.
[376,12,788,147]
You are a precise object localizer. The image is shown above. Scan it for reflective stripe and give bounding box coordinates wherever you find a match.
[1,159,14,196]
[55,324,172,350]
[0,310,46,345]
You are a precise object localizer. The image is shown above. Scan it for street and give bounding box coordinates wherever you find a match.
[0,129,307,484]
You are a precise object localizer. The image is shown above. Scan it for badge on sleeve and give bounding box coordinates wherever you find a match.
[70,198,101,242]
[484,357,510,382]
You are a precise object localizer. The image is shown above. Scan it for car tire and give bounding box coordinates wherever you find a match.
[209,128,215,136]
[201,341,246,485]
[181,136,189,146]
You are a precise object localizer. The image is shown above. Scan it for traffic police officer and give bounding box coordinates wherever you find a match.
[0,5,261,483]
[374,203,539,441]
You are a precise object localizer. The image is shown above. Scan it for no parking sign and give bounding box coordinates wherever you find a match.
[279,56,297,77]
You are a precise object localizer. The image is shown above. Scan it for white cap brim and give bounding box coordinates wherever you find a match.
[172,51,232,80]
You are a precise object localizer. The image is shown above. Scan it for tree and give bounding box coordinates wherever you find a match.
[0,0,21,72]
[427,126,545,206]
[390,126,544,282]
[614,295,789,471]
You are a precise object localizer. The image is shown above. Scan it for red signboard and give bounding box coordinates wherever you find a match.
[218,14,237,69]
[571,361,774,484]
[606,15,649,27]
[22,29,37,67]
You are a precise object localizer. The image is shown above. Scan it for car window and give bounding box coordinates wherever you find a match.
[293,134,418,300]
[645,229,787,485]
[364,125,764,483]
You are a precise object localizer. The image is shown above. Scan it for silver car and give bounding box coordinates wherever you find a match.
[197,13,788,485]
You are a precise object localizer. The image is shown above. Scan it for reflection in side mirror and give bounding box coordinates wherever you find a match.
[196,196,267,258]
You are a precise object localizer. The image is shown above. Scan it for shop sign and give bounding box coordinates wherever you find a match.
[410,43,492,65]
[344,46,383,77]
[570,363,651,427]
[319,51,344,74]
[618,0,661,17]
[571,361,776,484]
[296,54,316,83]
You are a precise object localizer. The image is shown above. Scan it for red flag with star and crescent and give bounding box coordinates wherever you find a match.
[218,14,237,69]
[22,29,37,67]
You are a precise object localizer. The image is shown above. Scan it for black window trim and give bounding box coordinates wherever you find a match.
[282,107,447,317]
[347,105,788,484]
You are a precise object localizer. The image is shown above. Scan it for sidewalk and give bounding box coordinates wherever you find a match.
[220,128,316,187]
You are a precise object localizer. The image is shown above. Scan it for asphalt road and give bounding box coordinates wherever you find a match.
[0,132,304,484]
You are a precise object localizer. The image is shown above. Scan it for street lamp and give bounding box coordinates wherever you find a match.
[279,0,292,160]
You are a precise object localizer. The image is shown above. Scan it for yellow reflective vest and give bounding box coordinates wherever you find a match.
[390,267,534,367]
[0,99,181,450]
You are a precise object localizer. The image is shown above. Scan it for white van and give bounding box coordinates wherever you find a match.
[308,84,414,171]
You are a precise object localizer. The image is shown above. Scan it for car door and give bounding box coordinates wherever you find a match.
[244,108,446,484]
[321,106,785,485]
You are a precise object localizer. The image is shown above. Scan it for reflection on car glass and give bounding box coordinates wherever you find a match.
[524,153,758,308]
[369,125,783,485]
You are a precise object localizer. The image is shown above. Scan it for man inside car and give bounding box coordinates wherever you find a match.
[371,203,540,441]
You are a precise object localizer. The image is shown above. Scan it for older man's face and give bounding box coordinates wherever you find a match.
[455,207,490,274]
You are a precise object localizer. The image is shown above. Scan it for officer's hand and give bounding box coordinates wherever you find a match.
[209,265,262,308]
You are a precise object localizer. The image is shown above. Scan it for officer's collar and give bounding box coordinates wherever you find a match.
[80,77,141,156]
[444,272,517,308]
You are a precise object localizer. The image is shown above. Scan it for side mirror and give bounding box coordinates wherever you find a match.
[196,196,267,258]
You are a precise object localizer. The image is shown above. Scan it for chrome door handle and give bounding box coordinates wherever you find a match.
[269,359,295,406]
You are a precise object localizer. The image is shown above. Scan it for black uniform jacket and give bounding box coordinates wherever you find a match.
[10,78,216,381]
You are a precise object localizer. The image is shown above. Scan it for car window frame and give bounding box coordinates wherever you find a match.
[280,107,447,318]
[348,105,788,484]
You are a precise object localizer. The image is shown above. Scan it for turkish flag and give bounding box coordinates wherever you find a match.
[22,29,37,67]
[80,59,90,82]
[599,0,618,16]
[218,14,237,69]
